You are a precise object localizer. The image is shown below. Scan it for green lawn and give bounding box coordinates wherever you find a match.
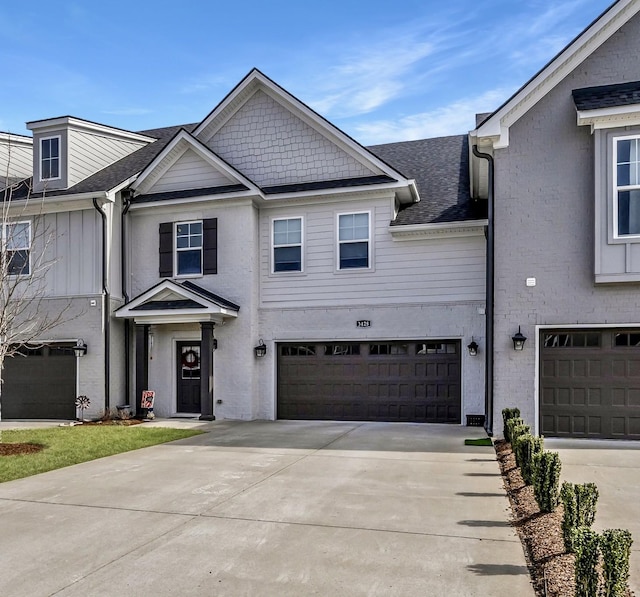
[0,426,203,483]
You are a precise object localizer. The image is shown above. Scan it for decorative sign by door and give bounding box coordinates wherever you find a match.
[141,390,155,409]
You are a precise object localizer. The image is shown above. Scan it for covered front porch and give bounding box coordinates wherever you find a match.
[115,280,240,419]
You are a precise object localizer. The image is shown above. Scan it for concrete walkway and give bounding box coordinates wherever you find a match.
[0,421,533,596]
[546,438,640,595]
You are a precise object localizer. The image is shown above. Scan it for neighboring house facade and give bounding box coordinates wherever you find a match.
[472,0,640,439]
[0,70,487,424]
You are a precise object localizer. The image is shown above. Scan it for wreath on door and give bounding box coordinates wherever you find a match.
[181,348,199,369]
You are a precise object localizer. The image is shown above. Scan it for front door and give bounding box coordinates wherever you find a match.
[177,342,201,413]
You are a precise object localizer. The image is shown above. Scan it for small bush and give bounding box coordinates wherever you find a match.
[601,529,633,597]
[509,422,530,456]
[514,434,544,485]
[502,408,521,441]
[505,416,525,445]
[561,482,599,553]
[574,527,601,597]
[532,450,562,513]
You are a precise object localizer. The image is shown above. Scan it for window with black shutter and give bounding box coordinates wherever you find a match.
[159,218,217,277]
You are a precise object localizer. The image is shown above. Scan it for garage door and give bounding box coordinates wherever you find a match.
[277,340,461,423]
[540,330,640,439]
[3,345,76,419]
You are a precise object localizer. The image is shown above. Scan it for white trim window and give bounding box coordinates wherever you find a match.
[614,135,640,237]
[175,221,203,276]
[338,212,370,269]
[40,136,61,181]
[273,217,303,272]
[3,221,31,276]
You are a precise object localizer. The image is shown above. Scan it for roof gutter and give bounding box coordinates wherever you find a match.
[472,145,494,436]
[121,189,134,407]
[93,198,110,410]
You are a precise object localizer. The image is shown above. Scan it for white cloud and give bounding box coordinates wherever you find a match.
[352,87,515,145]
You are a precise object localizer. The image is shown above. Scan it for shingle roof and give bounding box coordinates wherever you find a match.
[10,120,483,225]
[572,81,640,110]
[368,135,485,225]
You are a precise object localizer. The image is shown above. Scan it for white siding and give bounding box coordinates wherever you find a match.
[147,148,235,194]
[0,136,32,183]
[260,197,486,307]
[67,129,147,187]
[206,90,376,186]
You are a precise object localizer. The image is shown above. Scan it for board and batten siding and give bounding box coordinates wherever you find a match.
[260,198,486,307]
[146,148,234,194]
[67,129,147,188]
[41,209,101,296]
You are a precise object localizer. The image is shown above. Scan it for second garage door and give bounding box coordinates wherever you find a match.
[277,340,461,423]
[540,329,640,439]
[2,344,77,419]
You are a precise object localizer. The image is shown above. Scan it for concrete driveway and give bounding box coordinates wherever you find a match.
[546,438,640,595]
[0,421,532,596]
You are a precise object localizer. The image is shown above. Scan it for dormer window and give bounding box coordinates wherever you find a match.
[40,136,60,180]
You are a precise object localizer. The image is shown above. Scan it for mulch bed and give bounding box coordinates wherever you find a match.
[0,443,44,456]
[495,439,633,597]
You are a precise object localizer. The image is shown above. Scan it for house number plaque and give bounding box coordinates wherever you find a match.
[356,320,371,328]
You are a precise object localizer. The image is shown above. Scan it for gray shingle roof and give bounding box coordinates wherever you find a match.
[11,121,482,225]
[368,135,485,225]
[573,81,640,110]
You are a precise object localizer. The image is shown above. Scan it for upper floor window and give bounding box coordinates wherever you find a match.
[273,217,302,272]
[3,221,31,276]
[40,136,60,181]
[175,221,203,276]
[615,136,640,237]
[338,212,370,269]
[159,219,217,278]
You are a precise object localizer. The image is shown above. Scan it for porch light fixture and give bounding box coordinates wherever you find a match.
[73,339,88,358]
[467,338,479,356]
[254,339,267,358]
[511,327,527,351]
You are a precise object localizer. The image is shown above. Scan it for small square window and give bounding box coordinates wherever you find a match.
[40,137,60,181]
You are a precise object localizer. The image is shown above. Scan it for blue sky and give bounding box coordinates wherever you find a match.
[2,0,614,145]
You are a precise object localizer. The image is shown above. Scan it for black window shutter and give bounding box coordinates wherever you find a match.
[159,222,173,277]
[203,218,218,275]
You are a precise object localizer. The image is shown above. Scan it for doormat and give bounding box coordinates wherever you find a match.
[464,438,493,446]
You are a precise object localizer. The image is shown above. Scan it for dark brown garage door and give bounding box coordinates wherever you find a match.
[3,345,76,419]
[277,340,461,423]
[540,330,640,439]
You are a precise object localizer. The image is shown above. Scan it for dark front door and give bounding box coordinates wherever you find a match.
[177,342,201,413]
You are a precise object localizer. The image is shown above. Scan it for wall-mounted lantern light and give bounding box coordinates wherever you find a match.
[73,339,88,358]
[467,338,479,356]
[254,339,267,358]
[512,326,527,351]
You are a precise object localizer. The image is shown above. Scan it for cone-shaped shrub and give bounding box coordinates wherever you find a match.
[601,529,633,597]
[514,434,544,485]
[561,482,599,553]
[502,408,521,441]
[532,450,562,512]
[505,417,526,445]
[574,527,601,597]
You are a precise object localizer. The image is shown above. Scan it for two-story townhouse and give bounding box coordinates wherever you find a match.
[1,69,488,424]
[116,70,488,423]
[471,0,640,439]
